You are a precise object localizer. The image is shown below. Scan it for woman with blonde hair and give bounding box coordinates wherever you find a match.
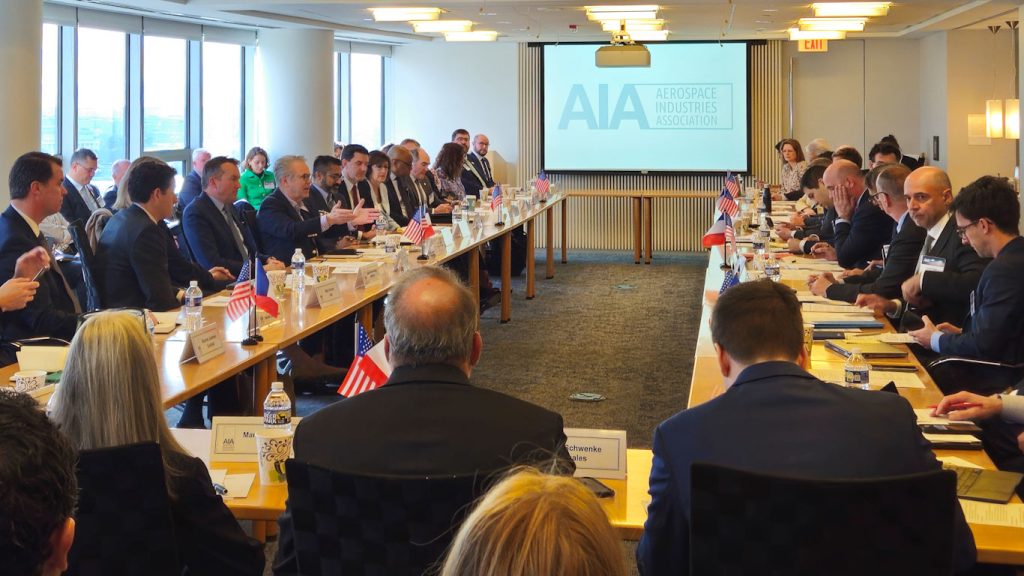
[49,311,264,575]
[441,468,628,576]
[237,146,275,209]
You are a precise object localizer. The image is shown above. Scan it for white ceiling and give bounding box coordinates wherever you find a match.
[62,0,1024,44]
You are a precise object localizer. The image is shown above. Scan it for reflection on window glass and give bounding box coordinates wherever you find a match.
[144,35,187,150]
[349,53,383,148]
[202,42,242,158]
[41,23,59,155]
[77,27,126,183]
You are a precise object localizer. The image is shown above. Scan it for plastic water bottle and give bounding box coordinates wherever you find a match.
[452,202,463,223]
[375,214,388,237]
[263,381,292,429]
[291,248,306,293]
[183,281,202,332]
[844,348,871,390]
[763,255,781,282]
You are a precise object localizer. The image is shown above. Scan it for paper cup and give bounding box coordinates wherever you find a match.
[312,263,331,283]
[14,370,47,393]
[256,428,294,486]
[267,270,287,300]
[803,324,814,359]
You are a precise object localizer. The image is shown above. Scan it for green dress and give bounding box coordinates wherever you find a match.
[238,169,276,209]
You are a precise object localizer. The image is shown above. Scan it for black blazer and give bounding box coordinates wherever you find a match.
[381,178,411,226]
[182,194,260,277]
[176,170,203,216]
[937,236,1024,363]
[96,204,216,311]
[833,191,894,269]
[826,214,926,303]
[0,206,79,342]
[636,361,976,576]
[303,185,349,255]
[273,363,574,574]
[102,185,118,211]
[336,180,375,233]
[916,217,990,326]
[60,177,100,225]
[256,189,322,263]
[460,152,494,199]
[796,207,837,254]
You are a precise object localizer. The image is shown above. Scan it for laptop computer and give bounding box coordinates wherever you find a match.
[943,464,1024,503]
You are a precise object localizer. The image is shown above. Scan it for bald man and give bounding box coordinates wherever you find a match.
[812,159,893,269]
[102,159,131,210]
[383,146,415,226]
[461,133,495,199]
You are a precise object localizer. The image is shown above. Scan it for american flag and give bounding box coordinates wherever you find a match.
[535,171,550,195]
[723,213,735,246]
[226,261,254,321]
[719,269,740,294]
[491,183,503,210]
[717,187,739,218]
[402,206,434,245]
[338,325,390,397]
[724,172,740,198]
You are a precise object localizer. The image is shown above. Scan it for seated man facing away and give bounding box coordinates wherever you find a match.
[637,279,975,576]
[273,266,574,573]
[0,390,77,576]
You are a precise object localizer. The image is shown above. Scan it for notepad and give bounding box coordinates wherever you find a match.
[221,473,255,500]
[823,340,908,359]
[847,332,916,344]
[939,456,984,470]
[922,433,982,448]
[958,499,1024,528]
[803,303,873,315]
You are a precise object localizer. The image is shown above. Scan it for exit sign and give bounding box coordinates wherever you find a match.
[799,39,828,52]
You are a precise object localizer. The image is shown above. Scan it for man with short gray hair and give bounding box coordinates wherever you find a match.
[273,266,573,572]
[176,148,211,215]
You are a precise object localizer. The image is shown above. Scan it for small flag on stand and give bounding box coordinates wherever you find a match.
[725,172,740,198]
[338,325,391,397]
[491,184,503,210]
[702,213,730,248]
[226,261,254,321]
[535,171,550,195]
[402,206,435,245]
[719,269,740,294]
[717,187,739,218]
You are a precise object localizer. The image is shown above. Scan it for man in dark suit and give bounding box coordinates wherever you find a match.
[460,133,495,199]
[811,164,926,302]
[857,167,988,329]
[183,156,285,277]
[174,148,210,217]
[778,165,834,254]
[814,159,893,269]
[273,265,573,573]
[383,146,415,226]
[409,147,452,215]
[306,155,358,254]
[257,155,374,263]
[337,145,378,240]
[95,160,234,312]
[636,280,975,576]
[0,152,81,345]
[102,158,130,211]
[58,148,102,226]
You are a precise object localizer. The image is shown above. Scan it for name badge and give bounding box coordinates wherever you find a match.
[211,416,301,462]
[263,181,275,190]
[564,428,628,480]
[179,322,225,364]
[919,255,946,273]
[881,243,891,263]
[304,279,343,308]
[970,290,976,318]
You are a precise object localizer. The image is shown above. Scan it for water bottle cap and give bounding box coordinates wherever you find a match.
[189,280,198,287]
[271,381,284,390]
[294,248,303,255]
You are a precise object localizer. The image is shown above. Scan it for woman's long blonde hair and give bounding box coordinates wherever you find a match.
[49,311,188,497]
[441,468,628,576]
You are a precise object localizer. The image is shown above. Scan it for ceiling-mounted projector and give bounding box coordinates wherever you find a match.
[595,31,651,67]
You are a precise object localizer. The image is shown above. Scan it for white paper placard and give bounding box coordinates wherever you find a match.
[179,322,225,364]
[564,428,628,480]
[210,416,301,462]
[17,346,69,372]
[303,279,343,308]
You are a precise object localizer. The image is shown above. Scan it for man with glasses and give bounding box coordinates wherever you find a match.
[811,159,892,269]
[306,155,358,254]
[383,146,415,226]
[59,148,102,225]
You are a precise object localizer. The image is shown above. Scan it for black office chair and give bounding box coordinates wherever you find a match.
[234,199,262,253]
[927,356,1024,396]
[67,442,180,576]
[284,460,489,576]
[689,462,957,576]
[67,220,102,311]
[167,220,194,262]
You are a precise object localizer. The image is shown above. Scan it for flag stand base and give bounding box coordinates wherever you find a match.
[494,221,505,227]
[242,337,259,346]
[417,254,429,261]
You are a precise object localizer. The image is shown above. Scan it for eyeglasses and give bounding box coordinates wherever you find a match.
[867,190,885,205]
[955,220,982,238]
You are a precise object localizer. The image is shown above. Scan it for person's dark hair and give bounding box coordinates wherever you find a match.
[778,138,805,163]
[242,146,269,173]
[333,143,344,153]
[869,141,901,162]
[815,150,834,161]
[70,148,97,165]
[799,163,827,192]
[711,280,803,364]
[451,128,469,141]
[832,146,863,169]
[127,160,177,203]
[312,154,342,175]
[951,176,1021,235]
[9,152,62,200]
[879,134,901,148]
[341,144,369,163]
[0,390,77,576]
[202,156,238,190]
[368,150,390,173]
[875,163,911,198]
[434,142,467,179]
[863,162,893,194]
[400,138,421,147]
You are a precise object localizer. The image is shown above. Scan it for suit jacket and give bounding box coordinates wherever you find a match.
[636,361,975,576]
[273,363,574,574]
[833,191,894,269]
[96,204,216,311]
[826,213,926,303]
[381,177,411,226]
[165,451,265,575]
[460,152,494,199]
[256,189,322,263]
[916,217,990,327]
[176,170,203,216]
[0,206,79,342]
[937,236,1024,363]
[60,176,100,225]
[796,206,837,254]
[336,180,375,233]
[182,194,260,277]
[102,185,118,211]
[303,184,349,255]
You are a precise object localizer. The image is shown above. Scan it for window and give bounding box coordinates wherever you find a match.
[143,35,187,151]
[76,27,126,183]
[202,42,243,158]
[41,23,59,155]
[349,53,383,148]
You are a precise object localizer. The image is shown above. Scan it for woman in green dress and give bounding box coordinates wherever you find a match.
[237,146,275,209]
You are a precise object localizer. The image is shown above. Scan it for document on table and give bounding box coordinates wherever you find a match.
[220,473,255,500]
[921,433,981,444]
[796,291,832,303]
[915,408,949,426]
[813,368,925,389]
[204,295,231,307]
[959,499,1024,528]
[780,259,844,272]
[938,456,983,469]
[846,332,916,344]
[802,303,873,315]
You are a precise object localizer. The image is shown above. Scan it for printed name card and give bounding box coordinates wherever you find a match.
[360,263,382,290]
[564,428,628,480]
[303,279,343,308]
[210,416,301,462]
[179,322,225,365]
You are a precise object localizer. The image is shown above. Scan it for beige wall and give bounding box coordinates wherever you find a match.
[918,32,948,172]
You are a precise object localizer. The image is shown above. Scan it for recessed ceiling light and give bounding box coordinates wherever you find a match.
[412,20,473,32]
[812,2,891,17]
[371,7,441,22]
[798,17,866,31]
[788,28,846,40]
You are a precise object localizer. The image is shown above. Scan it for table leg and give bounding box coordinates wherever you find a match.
[501,233,512,323]
[545,211,555,279]
[253,521,267,543]
[469,249,480,311]
[560,199,568,264]
[358,304,373,335]
[526,219,536,299]
[644,197,653,264]
[633,197,642,264]
[251,355,275,418]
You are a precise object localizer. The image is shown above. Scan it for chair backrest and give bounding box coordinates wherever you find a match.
[167,220,193,262]
[83,208,112,254]
[67,219,103,311]
[285,460,489,576]
[689,462,956,576]
[234,199,262,253]
[67,442,181,576]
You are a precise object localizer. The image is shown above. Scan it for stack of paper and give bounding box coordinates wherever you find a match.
[959,500,1024,528]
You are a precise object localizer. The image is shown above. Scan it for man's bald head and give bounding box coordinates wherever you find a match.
[823,159,865,200]
[384,267,479,372]
[388,146,413,178]
[905,166,954,229]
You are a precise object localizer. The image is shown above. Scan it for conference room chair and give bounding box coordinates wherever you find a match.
[167,220,194,262]
[68,219,103,312]
[926,356,1024,396]
[233,199,264,254]
[689,462,956,576]
[284,460,488,576]
[67,442,181,576]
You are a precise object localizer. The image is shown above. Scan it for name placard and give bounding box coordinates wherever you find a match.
[210,416,302,462]
[564,428,628,480]
[304,279,343,308]
[441,227,455,247]
[360,263,382,290]
[179,322,225,364]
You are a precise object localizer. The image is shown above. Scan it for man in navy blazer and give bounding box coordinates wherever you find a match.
[306,155,360,255]
[96,160,233,312]
[174,149,210,218]
[816,159,894,269]
[637,280,975,576]
[58,148,102,226]
[460,133,495,199]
